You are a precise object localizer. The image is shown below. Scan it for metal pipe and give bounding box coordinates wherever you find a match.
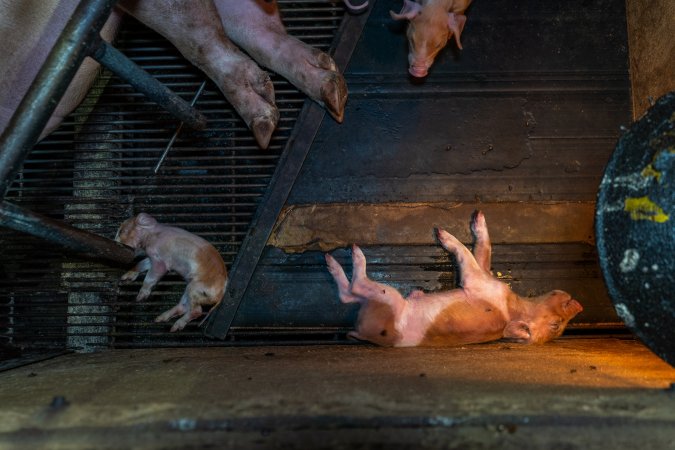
[0,201,135,266]
[0,0,115,199]
[91,40,207,132]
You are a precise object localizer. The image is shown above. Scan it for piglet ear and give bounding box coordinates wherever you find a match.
[447,13,467,49]
[136,212,157,228]
[390,0,422,20]
[503,320,531,341]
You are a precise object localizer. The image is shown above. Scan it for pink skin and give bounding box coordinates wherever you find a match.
[119,0,279,149]
[115,213,228,332]
[214,0,347,123]
[390,0,472,78]
[325,211,584,347]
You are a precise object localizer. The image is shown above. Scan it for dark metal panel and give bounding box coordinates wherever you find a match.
[289,0,631,204]
[348,0,628,76]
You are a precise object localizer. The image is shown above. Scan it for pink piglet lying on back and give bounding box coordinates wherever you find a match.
[326,211,583,346]
[115,213,228,332]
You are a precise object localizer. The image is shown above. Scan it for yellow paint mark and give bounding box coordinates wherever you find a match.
[624,196,670,223]
[641,164,661,181]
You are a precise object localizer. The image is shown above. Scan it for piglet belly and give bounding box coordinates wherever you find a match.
[415,299,508,346]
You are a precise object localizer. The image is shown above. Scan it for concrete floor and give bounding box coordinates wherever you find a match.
[0,338,674,449]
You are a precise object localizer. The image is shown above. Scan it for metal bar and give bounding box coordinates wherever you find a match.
[0,0,115,199]
[91,40,207,130]
[0,201,135,266]
[205,9,372,339]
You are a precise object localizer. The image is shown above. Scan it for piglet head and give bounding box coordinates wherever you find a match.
[390,0,468,78]
[504,290,583,344]
[115,212,158,249]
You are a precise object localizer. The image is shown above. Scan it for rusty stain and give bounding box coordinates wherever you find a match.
[268,202,597,253]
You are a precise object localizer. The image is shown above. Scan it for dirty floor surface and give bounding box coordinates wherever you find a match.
[1,338,674,449]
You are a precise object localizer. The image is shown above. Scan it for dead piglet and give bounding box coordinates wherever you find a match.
[215,0,348,123]
[115,213,228,332]
[391,0,473,78]
[118,0,279,149]
[325,211,583,347]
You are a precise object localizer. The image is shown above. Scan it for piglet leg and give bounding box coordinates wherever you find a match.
[136,259,168,301]
[349,245,406,307]
[325,253,361,304]
[118,0,279,149]
[215,0,348,123]
[170,305,203,332]
[470,210,492,273]
[121,257,152,282]
[436,228,485,289]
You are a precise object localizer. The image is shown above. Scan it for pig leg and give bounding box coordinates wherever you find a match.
[118,0,279,149]
[155,290,189,323]
[215,0,348,123]
[436,228,486,289]
[325,253,362,304]
[170,304,203,332]
[349,245,406,308]
[470,211,492,273]
[136,259,168,301]
[121,257,152,282]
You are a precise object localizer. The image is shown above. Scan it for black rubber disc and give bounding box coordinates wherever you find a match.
[596,91,674,367]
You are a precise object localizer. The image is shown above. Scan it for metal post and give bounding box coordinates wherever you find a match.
[0,201,135,266]
[0,0,115,199]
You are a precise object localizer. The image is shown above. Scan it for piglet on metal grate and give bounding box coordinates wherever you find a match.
[115,213,228,332]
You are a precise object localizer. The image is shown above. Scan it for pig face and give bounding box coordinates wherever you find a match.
[115,213,158,249]
[504,290,584,344]
[391,0,469,78]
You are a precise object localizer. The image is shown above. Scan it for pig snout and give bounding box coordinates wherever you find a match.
[409,64,429,78]
[563,298,583,316]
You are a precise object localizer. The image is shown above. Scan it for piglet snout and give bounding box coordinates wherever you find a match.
[563,298,583,315]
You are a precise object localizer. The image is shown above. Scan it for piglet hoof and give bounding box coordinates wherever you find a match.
[470,210,487,235]
[170,320,187,333]
[320,72,347,123]
[121,271,139,282]
[250,114,278,150]
[436,228,460,250]
[136,290,150,302]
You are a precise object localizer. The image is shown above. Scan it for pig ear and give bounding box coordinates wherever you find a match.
[503,320,531,341]
[136,213,157,228]
[447,13,468,49]
[390,0,422,20]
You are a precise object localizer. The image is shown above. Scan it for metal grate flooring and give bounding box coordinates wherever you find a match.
[0,1,347,352]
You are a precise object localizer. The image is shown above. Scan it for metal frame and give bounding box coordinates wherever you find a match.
[0,0,370,341]
[0,0,205,265]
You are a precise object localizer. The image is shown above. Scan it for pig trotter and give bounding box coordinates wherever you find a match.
[251,114,277,149]
[320,72,347,123]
